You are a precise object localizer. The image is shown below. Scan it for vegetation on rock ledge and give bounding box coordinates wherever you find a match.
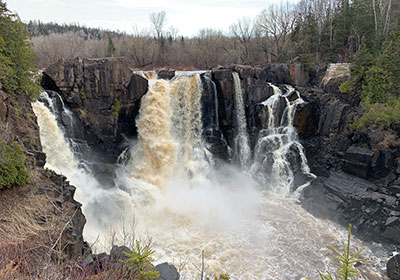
[0,139,30,189]
[349,31,400,130]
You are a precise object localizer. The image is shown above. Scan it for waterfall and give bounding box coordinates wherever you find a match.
[32,98,77,176]
[130,79,177,186]
[38,91,89,158]
[250,84,315,197]
[34,76,384,279]
[232,72,251,168]
[33,92,136,248]
[127,74,211,186]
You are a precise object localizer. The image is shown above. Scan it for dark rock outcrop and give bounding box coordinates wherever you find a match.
[302,172,400,244]
[157,69,175,80]
[342,146,375,178]
[387,254,400,280]
[156,262,180,280]
[299,64,400,247]
[41,57,148,159]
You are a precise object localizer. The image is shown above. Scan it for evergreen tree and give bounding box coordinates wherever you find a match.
[107,34,115,57]
[0,0,40,100]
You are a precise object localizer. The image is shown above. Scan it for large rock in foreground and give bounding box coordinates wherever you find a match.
[387,254,400,280]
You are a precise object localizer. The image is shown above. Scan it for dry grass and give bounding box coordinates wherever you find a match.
[0,186,48,244]
[0,170,81,279]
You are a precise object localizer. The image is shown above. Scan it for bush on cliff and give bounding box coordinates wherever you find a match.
[0,140,30,189]
[350,31,400,130]
[0,1,41,100]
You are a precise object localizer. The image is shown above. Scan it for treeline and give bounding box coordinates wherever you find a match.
[26,0,400,69]
[25,20,125,39]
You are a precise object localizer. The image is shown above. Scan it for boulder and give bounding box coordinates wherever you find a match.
[387,254,400,280]
[157,69,175,80]
[342,146,374,178]
[383,217,400,244]
[110,245,132,263]
[156,262,180,280]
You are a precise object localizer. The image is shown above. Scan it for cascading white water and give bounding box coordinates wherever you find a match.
[34,74,387,279]
[249,84,315,197]
[33,92,136,247]
[232,72,251,168]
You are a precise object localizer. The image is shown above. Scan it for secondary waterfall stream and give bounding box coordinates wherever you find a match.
[33,72,387,279]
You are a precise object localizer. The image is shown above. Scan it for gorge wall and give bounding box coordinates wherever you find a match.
[0,86,87,261]
[41,58,400,249]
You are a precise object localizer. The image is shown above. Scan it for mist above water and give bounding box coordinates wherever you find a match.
[33,72,387,279]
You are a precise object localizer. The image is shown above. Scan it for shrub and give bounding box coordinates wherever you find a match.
[0,140,30,189]
[121,241,160,280]
[111,100,121,118]
[339,81,353,94]
[350,97,400,130]
[318,225,368,280]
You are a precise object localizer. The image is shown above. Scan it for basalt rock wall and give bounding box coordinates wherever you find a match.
[41,57,148,159]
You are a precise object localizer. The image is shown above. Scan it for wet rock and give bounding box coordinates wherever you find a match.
[203,127,230,161]
[35,151,46,167]
[342,146,374,178]
[157,69,175,80]
[42,58,148,159]
[155,262,180,280]
[213,69,233,81]
[232,64,255,79]
[389,185,400,194]
[301,171,400,244]
[294,100,320,138]
[383,217,400,243]
[387,254,400,280]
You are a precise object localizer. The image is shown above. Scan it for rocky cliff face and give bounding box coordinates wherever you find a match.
[41,57,148,160]
[0,89,87,261]
[298,64,400,246]
[41,58,400,248]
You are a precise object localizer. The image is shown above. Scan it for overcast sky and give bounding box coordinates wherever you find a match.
[6,0,298,37]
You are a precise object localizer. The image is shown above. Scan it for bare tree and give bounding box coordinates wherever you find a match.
[257,1,297,60]
[229,17,255,63]
[149,10,166,40]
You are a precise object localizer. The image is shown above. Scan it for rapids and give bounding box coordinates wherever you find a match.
[33,72,388,279]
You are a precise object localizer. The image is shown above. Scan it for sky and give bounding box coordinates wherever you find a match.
[6,0,298,37]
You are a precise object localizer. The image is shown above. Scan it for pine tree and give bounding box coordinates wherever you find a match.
[0,0,41,100]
